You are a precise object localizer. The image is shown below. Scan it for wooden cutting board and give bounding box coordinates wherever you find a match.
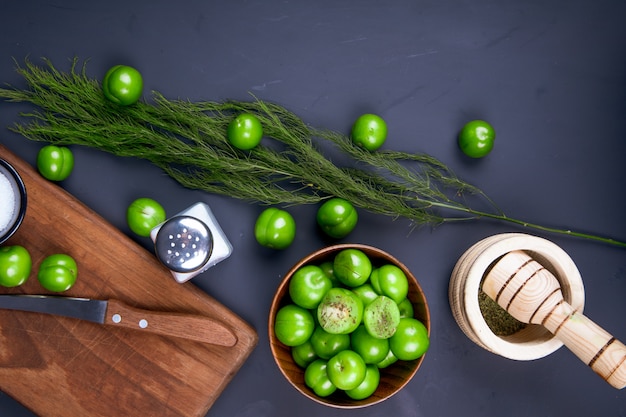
[0,144,258,417]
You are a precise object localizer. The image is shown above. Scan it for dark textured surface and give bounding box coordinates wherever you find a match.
[1,1,625,416]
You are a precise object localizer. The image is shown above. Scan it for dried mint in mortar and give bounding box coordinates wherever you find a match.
[478,290,526,336]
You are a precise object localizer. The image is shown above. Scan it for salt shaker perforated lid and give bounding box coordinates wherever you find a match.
[150,202,233,283]
[154,215,213,273]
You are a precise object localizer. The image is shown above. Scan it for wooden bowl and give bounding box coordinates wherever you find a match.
[268,243,430,408]
[449,233,585,360]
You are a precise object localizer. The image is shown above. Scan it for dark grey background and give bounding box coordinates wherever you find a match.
[1,1,625,416]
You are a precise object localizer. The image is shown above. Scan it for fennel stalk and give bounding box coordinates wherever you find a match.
[0,58,623,248]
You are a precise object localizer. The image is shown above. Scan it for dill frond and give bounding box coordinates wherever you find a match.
[1,58,623,248]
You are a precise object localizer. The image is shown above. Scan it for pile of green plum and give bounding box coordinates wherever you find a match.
[273,248,429,401]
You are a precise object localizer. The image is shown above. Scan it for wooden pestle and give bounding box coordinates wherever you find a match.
[482,250,626,389]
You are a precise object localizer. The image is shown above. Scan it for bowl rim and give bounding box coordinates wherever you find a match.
[0,158,27,245]
[268,243,430,408]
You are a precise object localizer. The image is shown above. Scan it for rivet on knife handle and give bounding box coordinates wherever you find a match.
[104,299,237,347]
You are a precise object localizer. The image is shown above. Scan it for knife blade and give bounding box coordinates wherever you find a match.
[0,294,237,347]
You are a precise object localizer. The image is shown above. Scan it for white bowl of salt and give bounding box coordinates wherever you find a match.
[0,158,27,245]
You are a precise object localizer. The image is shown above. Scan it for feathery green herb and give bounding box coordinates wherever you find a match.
[0,58,624,247]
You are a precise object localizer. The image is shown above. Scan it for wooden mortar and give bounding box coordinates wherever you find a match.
[449,233,585,361]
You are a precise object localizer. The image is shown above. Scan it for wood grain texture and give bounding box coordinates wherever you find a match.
[0,145,258,417]
[103,299,238,346]
[484,250,626,389]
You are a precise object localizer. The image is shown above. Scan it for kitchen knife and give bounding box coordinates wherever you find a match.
[0,294,237,347]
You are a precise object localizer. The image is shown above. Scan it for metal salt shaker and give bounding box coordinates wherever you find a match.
[150,202,233,283]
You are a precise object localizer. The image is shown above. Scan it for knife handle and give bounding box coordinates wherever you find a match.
[104,299,237,347]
